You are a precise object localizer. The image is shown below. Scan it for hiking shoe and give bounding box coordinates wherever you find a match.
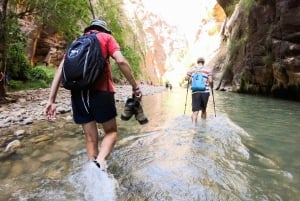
[93,159,108,171]
[93,160,101,168]
[121,98,135,121]
[133,100,148,125]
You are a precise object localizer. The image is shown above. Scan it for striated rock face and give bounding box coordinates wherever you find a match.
[19,16,66,67]
[122,0,187,84]
[215,0,300,101]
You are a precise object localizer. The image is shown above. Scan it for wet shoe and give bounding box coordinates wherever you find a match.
[133,100,148,125]
[93,160,101,168]
[121,98,135,121]
[93,159,108,171]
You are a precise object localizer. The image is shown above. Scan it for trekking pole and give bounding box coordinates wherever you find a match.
[184,80,189,114]
[211,88,216,117]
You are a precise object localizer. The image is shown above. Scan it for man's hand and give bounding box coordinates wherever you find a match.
[133,86,142,101]
[44,102,57,120]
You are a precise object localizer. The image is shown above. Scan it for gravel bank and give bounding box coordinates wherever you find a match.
[0,85,166,129]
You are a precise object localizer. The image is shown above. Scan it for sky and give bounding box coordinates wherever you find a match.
[141,0,217,40]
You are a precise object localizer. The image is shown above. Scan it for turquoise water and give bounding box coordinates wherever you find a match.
[0,88,299,201]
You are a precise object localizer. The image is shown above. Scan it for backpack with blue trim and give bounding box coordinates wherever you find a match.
[191,71,206,91]
[62,31,106,90]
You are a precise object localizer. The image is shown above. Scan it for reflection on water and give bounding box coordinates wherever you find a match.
[1,88,300,201]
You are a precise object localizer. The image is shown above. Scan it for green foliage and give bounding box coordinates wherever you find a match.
[6,42,31,81]
[96,0,125,46]
[4,13,30,81]
[34,65,56,79]
[111,46,142,83]
[29,65,56,83]
[224,0,240,16]
[8,80,49,91]
[7,65,55,91]
[29,67,47,81]
[4,0,143,89]
[122,46,141,78]
[241,0,255,15]
[48,0,92,41]
[20,0,92,42]
[92,0,142,82]
[228,36,247,60]
[6,80,23,90]
[6,11,27,44]
[111,62,123,83]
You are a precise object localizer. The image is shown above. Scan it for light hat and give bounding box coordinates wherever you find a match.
[84,19,112,34]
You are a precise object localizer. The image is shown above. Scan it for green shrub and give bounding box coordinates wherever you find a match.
[37,65,56,79]
[7,65,56,91]
[30,67,47,81]
[6,42,32,81]
[8,80,49,91]
[29,65,56,82]
[7,80,23,90]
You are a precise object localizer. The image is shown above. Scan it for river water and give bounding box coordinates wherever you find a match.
[0,87,299,201]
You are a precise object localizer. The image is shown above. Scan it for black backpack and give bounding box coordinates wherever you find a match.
[62,32,106,90]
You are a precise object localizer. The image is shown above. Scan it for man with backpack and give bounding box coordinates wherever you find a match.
[185,57,213,125]
[44,19,142,171]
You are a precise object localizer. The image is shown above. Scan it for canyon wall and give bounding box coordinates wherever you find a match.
[215,0,300,100]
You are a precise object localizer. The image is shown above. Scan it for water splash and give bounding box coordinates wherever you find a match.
[69,161,118,201]
[10,161,118,201]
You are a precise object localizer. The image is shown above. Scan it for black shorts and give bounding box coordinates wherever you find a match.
[71,90,117,124]
[192,92,209,112]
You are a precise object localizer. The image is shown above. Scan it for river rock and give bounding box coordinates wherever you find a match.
[0,84,166,160]
[31,135,51,143]
[14,130,26,137]
[4,139,21,152]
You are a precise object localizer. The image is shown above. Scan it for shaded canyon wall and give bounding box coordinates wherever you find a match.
[215,0,300,101]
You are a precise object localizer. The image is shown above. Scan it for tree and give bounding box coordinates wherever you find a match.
[0,0,91,102]
[0,0,143,102]
[0,0,9,102]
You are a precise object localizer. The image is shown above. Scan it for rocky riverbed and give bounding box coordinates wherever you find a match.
[0,85,166,159]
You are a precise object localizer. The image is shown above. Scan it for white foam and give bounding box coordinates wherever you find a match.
[78,162,118,201]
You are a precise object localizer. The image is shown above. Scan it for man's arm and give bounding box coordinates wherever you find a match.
[48,59,63,103]
[112,50,141,98]
[44,59,63,119]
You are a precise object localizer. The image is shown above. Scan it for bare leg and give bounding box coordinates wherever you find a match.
[201,110,207,120]
[82,121,99,160]
[96,118,117,164]
[192,111,199,125]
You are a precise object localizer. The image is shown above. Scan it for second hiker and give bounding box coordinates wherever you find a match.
[185,57,213,125]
